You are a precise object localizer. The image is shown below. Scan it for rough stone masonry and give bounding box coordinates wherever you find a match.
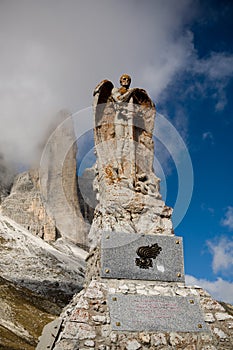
[38,76,233,349]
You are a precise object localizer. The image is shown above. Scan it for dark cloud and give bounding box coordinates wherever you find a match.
[2,0,231,169]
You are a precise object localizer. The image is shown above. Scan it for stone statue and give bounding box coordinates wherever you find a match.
[93,74,157,190]
[90,75,173,243]
[111,75,135,179]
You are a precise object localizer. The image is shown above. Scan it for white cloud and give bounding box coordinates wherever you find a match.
[207,236,233,275]
[190,52,233,111]
[142,29,195,97]
[202,131,214,143]
[193,52,233,80]
[221,207,233,230]
[204,210,233,280]
[0,0,198,168]
[201,203,215,215]
[186,275,233,304]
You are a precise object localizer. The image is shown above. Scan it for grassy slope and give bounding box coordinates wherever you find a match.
[0,276,60,350]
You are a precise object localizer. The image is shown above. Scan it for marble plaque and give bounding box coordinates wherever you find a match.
[101,232,184,282]
[108,294,209,332]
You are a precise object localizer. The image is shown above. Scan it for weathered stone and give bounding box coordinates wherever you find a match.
[169,333,198,346]
[101,325,111,337]
[84,339,95,347]
[183,345,196,350]
[201,298,225,311]
[62,322,96,340]
[62,321,79,339]
[175,288,189,297]
[97,346,110,350]
[126,339,142,350]
[77,167,96,224]
[74,296,89,310]
[70,308,89,322]
[110,332,118,343]
[1,170,57,241]
[92,315,106,324]
[213,327,227,339]
[215,312,233,321]
[188,288,200,296]
[89,77,174,249]
[39,110,89,246]
[53,339,79,350]
[119,284,129,293]
[0,155,14,204]
[199,332,214,343]
[77,323,96,340]
[139,332,150,344]
[153,285,174,296]
[151,333,167,346]
[204,313,215,323]
[85,281,104,299]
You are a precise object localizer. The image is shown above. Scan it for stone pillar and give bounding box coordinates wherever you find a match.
[39,111,89,247]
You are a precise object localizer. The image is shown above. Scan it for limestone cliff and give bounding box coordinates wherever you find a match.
[0,214,87,306]
[0,109,91,348]
[77,167,97,224]
[0,153,14,204]
[39,111,89,247]
[1,110,89,246]
[1,169,57,241]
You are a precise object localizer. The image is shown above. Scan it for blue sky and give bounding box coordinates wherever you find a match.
[0,0,233,302]
[157,0,233,302]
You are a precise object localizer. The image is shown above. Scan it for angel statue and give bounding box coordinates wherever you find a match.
[93,74,159,196]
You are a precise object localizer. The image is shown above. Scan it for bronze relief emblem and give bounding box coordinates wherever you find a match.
[135,243,162,269]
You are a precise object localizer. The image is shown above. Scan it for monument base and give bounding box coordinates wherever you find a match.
[46,279,233,350]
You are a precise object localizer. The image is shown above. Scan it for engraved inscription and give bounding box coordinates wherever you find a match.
[129,299,178,323]
[108,294,209,332]
[135,243,162,269]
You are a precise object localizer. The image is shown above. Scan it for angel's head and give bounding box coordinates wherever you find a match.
[120,74,131,89]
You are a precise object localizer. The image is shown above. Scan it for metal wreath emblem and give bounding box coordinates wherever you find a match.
[135,243,162,269]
